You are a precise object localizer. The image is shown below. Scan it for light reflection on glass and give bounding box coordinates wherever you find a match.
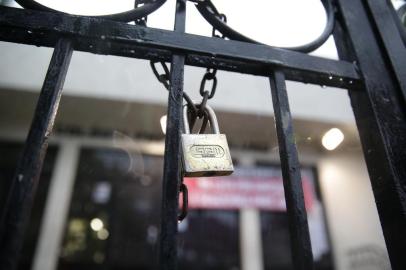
[90,218,104,232]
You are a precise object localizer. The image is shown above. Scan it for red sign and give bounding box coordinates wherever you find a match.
[184,175,314,211]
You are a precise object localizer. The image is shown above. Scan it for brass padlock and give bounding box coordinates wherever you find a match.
[181,104,234,177]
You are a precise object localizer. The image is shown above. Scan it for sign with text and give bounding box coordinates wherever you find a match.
[184,167,314,211]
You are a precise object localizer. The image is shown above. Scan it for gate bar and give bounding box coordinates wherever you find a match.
[334,0,406,269]
[269,70,314,270]
[0,6,360,89]
[0,38,73,270]
[159,1,186,269]
[364,0,406,104]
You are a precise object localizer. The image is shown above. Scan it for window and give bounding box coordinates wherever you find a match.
[0,141,58,270]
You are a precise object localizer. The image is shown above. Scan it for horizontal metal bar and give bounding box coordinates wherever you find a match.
[0,6,361,89]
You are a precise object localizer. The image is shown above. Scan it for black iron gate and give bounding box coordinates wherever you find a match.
[0,0,405,269]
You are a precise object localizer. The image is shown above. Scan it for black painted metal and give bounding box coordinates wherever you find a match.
[14,0,167,22]
[0,0,405,269]
[334,1,406,269]
[392,2,406,46]
[0,38,73,270]
[269,71,314,270]
[159,0,186,269]
[0,6,360,89]
[364,0,406,104]
[195,0,335,53]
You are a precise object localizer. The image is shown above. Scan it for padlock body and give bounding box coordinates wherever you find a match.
[181,134,234,177]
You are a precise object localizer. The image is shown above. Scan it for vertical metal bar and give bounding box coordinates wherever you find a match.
[388,0,406,46]
[269,71,314,270]
[159,1,186,270]
[0,38,73,270]
[364,0,406,104]
[334,0,406,269]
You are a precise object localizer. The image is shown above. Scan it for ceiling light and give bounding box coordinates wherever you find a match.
[322,128,344,150]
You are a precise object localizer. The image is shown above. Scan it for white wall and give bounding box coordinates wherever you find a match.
[0,41,355,125]
[318,152,390,270]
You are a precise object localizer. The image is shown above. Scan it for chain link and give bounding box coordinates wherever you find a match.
[196,13,226,117]
[150,61,170,89]
[199,13,226,98]
[149,9,228,133]
[178,183,188,222]
[149,61,198,115]
[199,72,217,99]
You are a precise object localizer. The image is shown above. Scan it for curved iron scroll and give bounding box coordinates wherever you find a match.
[14,0,166,22]
[13,0,334,52]
[194,0,335,53]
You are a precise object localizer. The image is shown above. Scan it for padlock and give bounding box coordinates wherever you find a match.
[181,104,234,177]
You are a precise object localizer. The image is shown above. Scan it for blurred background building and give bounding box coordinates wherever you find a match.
[1,0,404,270]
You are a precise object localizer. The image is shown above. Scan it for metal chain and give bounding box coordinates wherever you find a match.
[149,10,228,219]
[149,61,198,116]
[199,69,217,100]
[149,7,227,120]
[199,14,226,99]
[149,10,227,133]
[178,182,188,222]
[150,59,191,223]
[149,13,227,133]
[196,13,226,120]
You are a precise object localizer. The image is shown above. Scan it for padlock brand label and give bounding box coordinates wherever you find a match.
[190,145,225,158]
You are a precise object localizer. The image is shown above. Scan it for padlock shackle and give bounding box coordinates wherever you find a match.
[183,103,220,134]
[204,105,220,134]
